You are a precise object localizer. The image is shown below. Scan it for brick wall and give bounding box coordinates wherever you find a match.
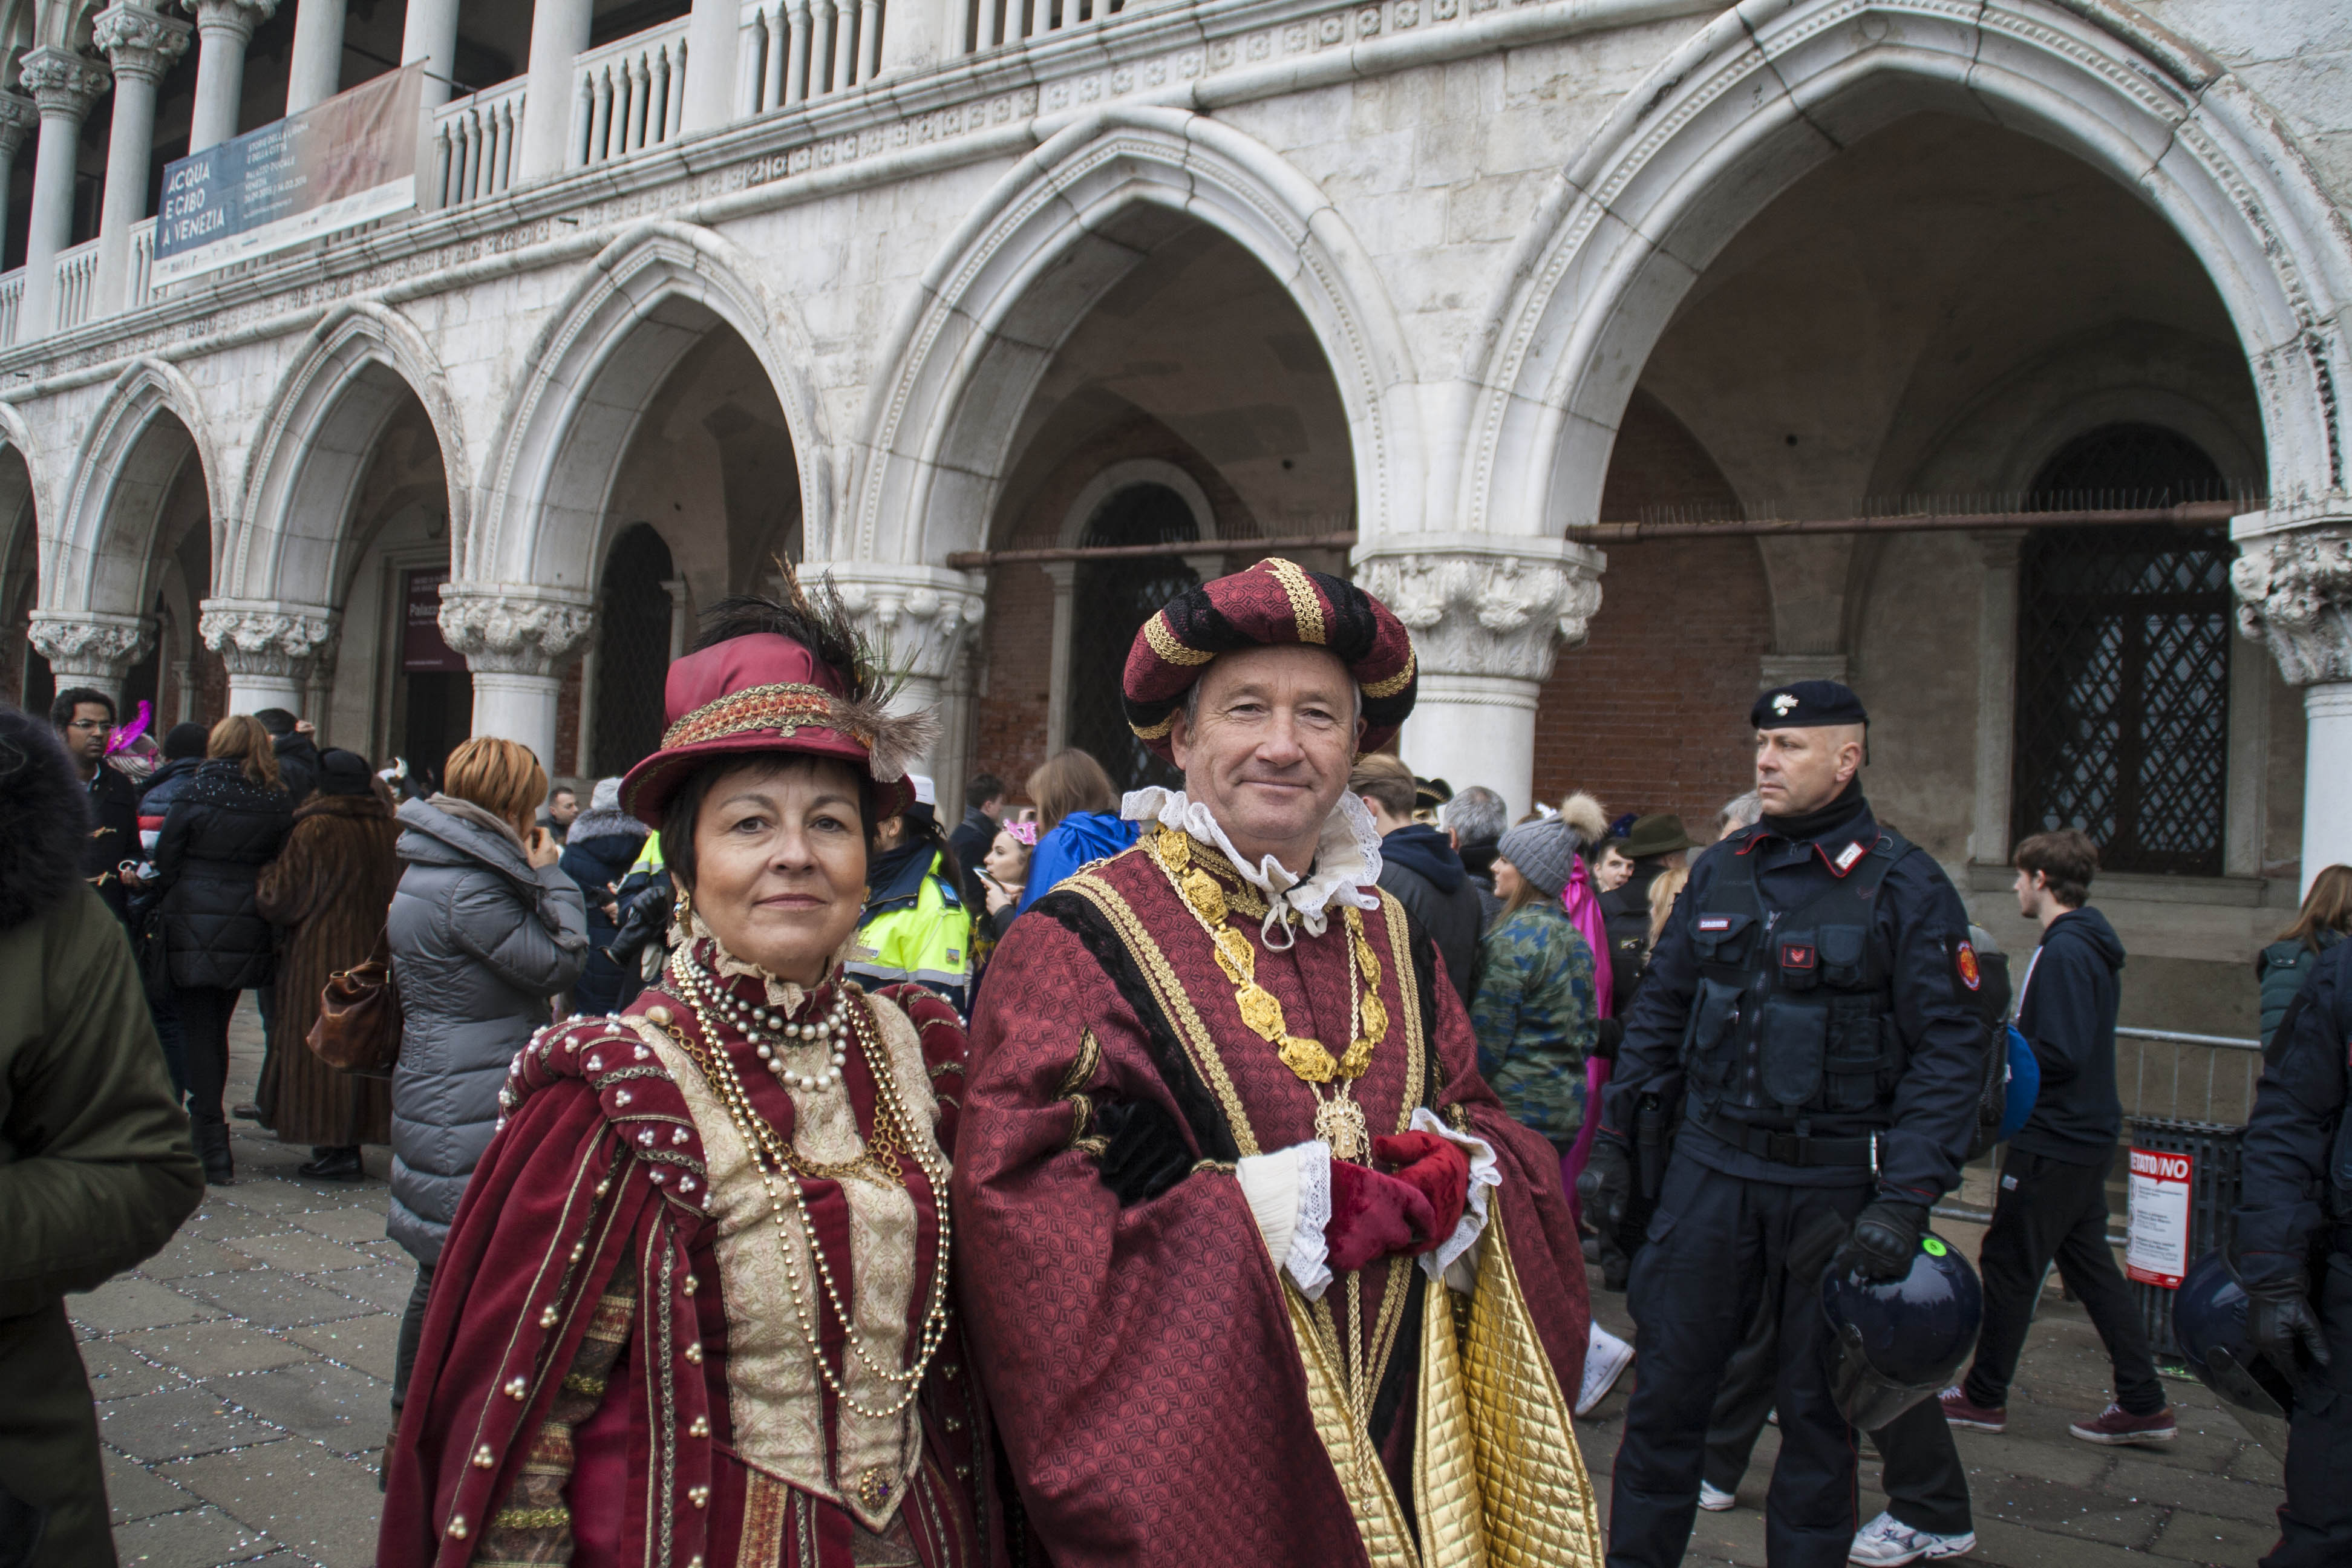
[1529,392,1767,828]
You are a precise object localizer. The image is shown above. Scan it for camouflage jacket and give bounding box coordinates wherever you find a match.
[1469,900,1598,1142]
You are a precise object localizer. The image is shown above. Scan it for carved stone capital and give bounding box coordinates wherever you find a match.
[94,2,192,83]
[199,599,337,678]
[2233,521,2352,687]
[0,93,36,160]
[806,563,988,684]
[18,47,113,121]
[27,610,154,683]
[438,583,596,676]
[1351,535,1606,682]
[185,0,278,45]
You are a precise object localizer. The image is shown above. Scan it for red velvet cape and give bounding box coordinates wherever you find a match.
[953,841,1592,1567]
[377,976,1008,1568]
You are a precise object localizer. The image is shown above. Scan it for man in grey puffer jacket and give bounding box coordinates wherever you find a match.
[384,789,586,1427]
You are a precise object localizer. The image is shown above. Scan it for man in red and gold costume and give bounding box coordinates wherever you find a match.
[955,558,1604,1567]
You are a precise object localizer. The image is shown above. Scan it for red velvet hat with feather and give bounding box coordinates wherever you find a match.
[619,573,936,827]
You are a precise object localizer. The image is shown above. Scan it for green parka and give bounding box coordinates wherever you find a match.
[0,705,203,1566]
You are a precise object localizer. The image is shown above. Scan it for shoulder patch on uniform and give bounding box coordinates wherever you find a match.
[1956,941,1981,990]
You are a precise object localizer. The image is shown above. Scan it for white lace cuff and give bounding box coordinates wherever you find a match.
[1411,1106,1501,1290]
[1235,1140,1334,1301]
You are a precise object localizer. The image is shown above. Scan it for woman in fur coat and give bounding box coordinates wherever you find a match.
[255,748,400,1181]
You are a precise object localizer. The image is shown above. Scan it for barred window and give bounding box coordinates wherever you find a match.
[2010,425,2234,877]
[1065,483,1200,793]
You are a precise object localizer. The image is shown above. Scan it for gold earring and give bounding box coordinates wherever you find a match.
[673,884,692,922]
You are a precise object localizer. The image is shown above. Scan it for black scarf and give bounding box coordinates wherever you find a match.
[1760,775,1867,844]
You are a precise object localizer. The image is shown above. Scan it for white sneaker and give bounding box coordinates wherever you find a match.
[1849,1511,1976,1565]
[1697,1480,1736,1512]
[1576,1324,1633,1416]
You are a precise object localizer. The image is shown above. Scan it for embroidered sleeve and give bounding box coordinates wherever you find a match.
[477,1274,638,1564]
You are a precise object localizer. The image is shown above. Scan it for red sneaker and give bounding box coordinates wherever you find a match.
[2068,1404,2177,1445]
[1938,1387,2006,1432]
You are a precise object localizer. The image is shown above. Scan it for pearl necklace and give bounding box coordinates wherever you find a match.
[674,961,852,1093]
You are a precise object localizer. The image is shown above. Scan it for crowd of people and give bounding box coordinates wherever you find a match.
[6,558,2352,1568]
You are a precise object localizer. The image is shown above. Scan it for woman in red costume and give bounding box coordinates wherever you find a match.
[379,586,1010,1568]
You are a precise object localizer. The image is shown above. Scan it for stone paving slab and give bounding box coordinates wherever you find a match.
[162,1442,387,1568]
[206,1360,391,1455]
[174,1270,385,1332]
[113,1322,316,1380]
[282,1313,402,1383]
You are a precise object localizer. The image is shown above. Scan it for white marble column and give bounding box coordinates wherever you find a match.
[1967,532,2024,866]
[438,583,596,769]
[1354,534,1606,820]
[811,563,988,783]
[199,599,336,715]
[1040,560,1077,754]
[398,0,460,111]
[25,611,154,702]
[517,0,594,180]
[2234,519,2352,894]
[682,0,739,132]
[284,0,344,113]
[0,94,36,265]
[16,48,112,338]
[186,0,276,152]
[93,1,191,316]
[171,657,197,723]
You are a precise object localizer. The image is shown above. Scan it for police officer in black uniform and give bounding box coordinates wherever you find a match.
[1581,681,1988,1568]
[2233,932,2352,1566]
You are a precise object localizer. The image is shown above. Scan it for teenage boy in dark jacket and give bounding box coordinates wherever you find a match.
[1351,754,1483,1006]
[1942,828,2176,1445]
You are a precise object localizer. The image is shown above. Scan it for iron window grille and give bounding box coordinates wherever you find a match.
[2010,425,2235,877]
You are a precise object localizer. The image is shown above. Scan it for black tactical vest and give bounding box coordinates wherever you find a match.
[1681,830,1916,1131]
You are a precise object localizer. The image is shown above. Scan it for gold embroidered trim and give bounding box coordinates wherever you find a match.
[489,1506,572,1530]
[1060,872,1263,1158]
[1361,649,1417,701]
[1266,558,1327,645]
[1129,711,1178,741]
[1143,613,1217,667]
[560,1372,606,1397]
[661,682,844,749]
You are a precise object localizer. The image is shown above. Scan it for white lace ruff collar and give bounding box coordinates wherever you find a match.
[1121,786,1383,946]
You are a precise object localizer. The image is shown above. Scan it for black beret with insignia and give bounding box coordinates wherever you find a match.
[1751,679,1869,731]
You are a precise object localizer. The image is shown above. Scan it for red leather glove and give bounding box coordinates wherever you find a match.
[1326,1160,1436,1273]
[1373,1131,1471,1253]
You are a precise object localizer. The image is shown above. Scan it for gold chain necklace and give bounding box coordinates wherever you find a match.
[646,970,952,1419]
[1146,825,1388,1161]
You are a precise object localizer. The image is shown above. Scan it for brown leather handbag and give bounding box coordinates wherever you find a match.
[307,928,403,1076]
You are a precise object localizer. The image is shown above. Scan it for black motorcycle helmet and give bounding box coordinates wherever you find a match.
[2174,1250,2295,1452]
[1820,1232,1982,1430]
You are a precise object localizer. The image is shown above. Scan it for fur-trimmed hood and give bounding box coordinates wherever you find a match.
[0,705,94,934]
[564,806,649,846]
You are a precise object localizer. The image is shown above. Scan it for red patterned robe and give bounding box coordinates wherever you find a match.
[378,954,1012,1568]
[954,833,1595,1567]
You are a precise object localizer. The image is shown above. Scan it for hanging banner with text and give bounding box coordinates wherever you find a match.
[152,64,424,286]
[2125,1145,2195,1290]
[403,567,464,673]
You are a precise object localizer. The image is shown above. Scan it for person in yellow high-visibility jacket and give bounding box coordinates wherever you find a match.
[847,776,973,1015]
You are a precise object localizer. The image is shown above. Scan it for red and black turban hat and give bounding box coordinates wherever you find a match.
[1122,557,1418,762]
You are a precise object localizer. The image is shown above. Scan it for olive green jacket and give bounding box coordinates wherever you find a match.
[1,881,203,1318]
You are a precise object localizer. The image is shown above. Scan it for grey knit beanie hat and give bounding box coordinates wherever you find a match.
[1497,817,1577,900]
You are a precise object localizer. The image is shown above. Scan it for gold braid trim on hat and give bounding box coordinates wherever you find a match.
[1359,648,1416,700]
[661,683,854,750]
[1266,558,1327,645]
[1129,711,1177,740]
[1144,612,1218,667]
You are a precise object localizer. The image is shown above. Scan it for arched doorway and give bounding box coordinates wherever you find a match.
[1065,483,1201,793]
[590,523,678,776]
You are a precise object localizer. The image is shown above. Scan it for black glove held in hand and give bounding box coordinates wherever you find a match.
[2245,1278,2334,1377]
[1834,1200,1929,1282]
[1578,1136,1633,1235]
[1094,1098,1195,1207]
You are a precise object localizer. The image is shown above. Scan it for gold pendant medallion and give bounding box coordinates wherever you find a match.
[1316,1096,1370,1163]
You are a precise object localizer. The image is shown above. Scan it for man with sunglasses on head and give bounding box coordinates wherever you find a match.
[50,688,143,927]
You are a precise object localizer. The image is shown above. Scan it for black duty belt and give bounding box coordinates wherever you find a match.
[1694,1109,1880,1170]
